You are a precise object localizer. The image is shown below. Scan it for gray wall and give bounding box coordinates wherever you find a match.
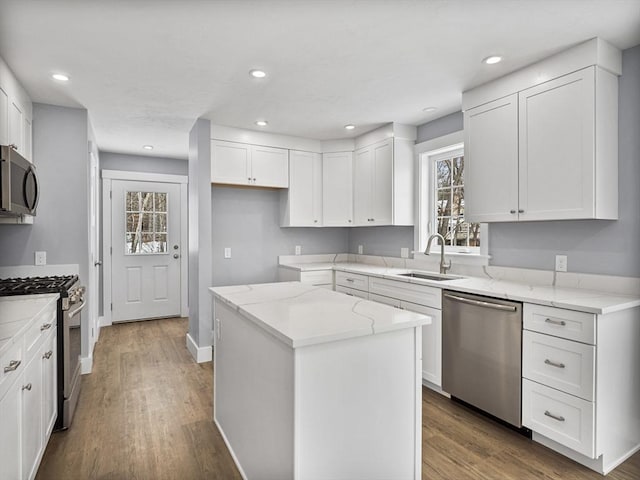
[212,186,349,286]
[101,151,188,176]
[489,44,640,277]
[0,104,90,288]
[348,226,413,258]
[416,111,463,143]
[188,118,212,349]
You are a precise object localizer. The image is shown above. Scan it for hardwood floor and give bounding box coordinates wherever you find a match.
[36,318,640,479]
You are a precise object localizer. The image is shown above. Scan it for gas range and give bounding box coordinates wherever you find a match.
[0,275,83,310]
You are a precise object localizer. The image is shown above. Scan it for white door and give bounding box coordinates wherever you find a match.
[289,150,322,226]
[322,151,353,226]
[371,139,393,225]
[464,94,519,223]
[88,149,99,349]
[250,145,289,187]
[353,145,372,225]
[111,180,182,322]
[211,140,251,186]
[518,68,595,220]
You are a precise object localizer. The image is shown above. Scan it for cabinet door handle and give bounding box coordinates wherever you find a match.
[510,209,516,214]
[314,220,318,223]
[43,351,53,360]
[22,383,32,391]
[544,410,565,422]
[518,209,525,213]
[247,177,251,183]
[544,359,566,369]
[4,360,21,373]
[252,178,256,183]
[40,323,52,331]
[348,219,352,223]
[345,278,355,283]
[544,318,566,326]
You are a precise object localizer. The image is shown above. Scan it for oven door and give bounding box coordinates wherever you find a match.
[62,300,86,428]
[0,145,39,216]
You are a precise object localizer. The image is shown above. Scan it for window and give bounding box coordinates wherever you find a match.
[432,148,480,250]
[125,191,168,254]
[415,131,487,259]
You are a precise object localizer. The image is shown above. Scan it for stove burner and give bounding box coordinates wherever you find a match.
[0,275,79,296]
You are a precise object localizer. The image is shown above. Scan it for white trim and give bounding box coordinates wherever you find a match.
[102,170,189,326]
[102,169,188,184]
[99,315,112,328]
[80,354,93,375]
[186,333,212,363]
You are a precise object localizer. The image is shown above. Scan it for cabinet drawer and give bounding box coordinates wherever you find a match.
[368,277,441,309]
[522,379,595,458]
[523,330,594,401]
[335,285,368,299]
[0,340,24,399]
[24,306,56,359]
[335,271,369,292]
[524,304,595,344]
[300,270,333,286]
[368,293,401,308]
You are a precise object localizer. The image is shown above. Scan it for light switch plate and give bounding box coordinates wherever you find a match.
[35,251,47,266]
[555,254,567,272]
[224,247,231,259]
[295,245,301,255]
[400,247,409,258]
[358,245,363,254]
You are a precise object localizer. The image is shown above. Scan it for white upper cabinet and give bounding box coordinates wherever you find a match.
[463,39,620,223]
[211,140,288,188]
[281,150,323,227]
[464,94,519,222]
[0,57,32,161]
[322,151,353,226]
[354,139,393,225]
[353,135,414,227]
[0,87,8,146]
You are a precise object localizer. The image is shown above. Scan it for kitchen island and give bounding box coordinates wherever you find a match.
[210,282,430,480]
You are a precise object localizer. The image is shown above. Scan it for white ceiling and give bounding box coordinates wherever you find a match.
[0,0,638,160]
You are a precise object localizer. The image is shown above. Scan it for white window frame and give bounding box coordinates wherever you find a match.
[414,131,489,262]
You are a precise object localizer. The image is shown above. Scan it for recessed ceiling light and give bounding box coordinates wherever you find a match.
[52,73,69,82]
[143,145,154,150]
[344,124,355,130]
[422,107,437,113]
[255,120,268,127]
[482,55,502,65]
[249,69,267,78]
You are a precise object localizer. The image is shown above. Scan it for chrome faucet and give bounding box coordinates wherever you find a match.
[424,233,452,274]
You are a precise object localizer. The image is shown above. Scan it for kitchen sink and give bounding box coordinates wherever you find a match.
[396,272,464,281]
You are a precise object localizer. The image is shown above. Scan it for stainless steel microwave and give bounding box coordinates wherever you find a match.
[0,145,39,216]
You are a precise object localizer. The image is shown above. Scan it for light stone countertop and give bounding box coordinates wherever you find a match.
[0,294,59,356]
[280,262,640,315]
[210,282,430,348]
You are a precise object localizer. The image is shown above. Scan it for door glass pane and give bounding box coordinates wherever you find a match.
[125,190,169,254]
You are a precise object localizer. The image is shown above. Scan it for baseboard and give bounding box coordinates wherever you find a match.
[99,316,112,328]
[186,333,212,363]
[422,379,450,397]
[214,418,248,480]
[80,354,93,375]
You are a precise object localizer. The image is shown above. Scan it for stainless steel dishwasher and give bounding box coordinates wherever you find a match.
[442,290,523,427]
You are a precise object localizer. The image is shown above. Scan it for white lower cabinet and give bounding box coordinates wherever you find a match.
[0,296,58,480]
[522,302,640,475]
[334,272,443,389]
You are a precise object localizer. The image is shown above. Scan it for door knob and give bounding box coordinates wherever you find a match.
[94,261,102,266]
[173,253,179,259]
[173,245,179,250]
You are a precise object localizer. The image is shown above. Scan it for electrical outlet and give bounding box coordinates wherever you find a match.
[35,251,47,266]
[224,247,232,259]
[295,245,301,255]
[400,247,409,258]
[358,245,363,254]
[555,254,568,272]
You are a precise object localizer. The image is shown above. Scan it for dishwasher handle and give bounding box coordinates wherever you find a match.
[443,293,517,312]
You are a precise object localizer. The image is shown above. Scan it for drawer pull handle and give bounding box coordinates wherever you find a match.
[544,410,565,422]
[544,318,566,326]
[346,278,355,283]
[544,359,566,369]
[22,383,32,391]
[4,360,21,373]
[40,323,52,331]
[43,350,53,360]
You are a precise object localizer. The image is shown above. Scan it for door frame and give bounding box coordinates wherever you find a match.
[101,169,188,326]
